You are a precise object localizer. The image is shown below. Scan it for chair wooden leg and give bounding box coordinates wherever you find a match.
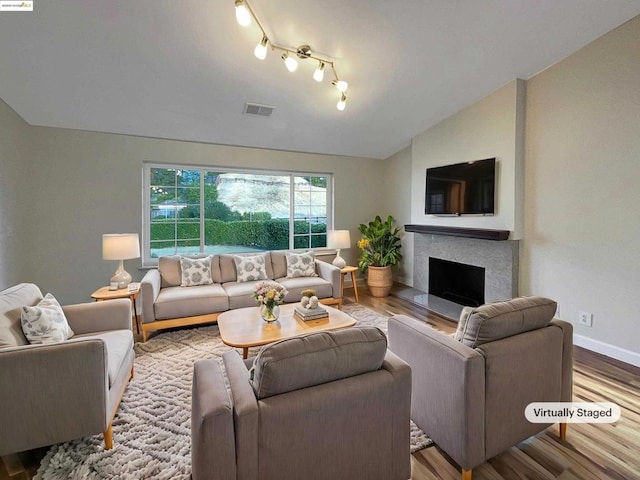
[462,469,472,480]
[559,422,567,440]
[104,425,113,450]
[2,454,29,479]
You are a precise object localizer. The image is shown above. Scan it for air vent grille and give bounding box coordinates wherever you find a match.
[244,103,275,117]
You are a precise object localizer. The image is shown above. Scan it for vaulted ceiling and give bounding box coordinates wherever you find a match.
[1,1,639,159]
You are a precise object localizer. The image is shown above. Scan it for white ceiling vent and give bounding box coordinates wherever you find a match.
[243,103,275,117]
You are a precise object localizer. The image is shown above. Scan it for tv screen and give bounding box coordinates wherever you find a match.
[425,158,496,215]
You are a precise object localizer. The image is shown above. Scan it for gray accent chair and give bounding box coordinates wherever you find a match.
[192,327,412,480]
[388,296,573,480]
[0,283,135,458]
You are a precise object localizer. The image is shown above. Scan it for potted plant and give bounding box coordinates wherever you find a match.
[357,215,403,297]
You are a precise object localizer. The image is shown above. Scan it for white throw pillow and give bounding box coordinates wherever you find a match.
[286,251,317,278]
[234,254,268,283]
[21,293,74,344]
[180,255,214,287]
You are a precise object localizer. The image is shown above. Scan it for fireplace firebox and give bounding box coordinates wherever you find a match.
[429,257,485,307]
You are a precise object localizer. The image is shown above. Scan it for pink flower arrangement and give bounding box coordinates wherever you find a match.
[253,280,288,309]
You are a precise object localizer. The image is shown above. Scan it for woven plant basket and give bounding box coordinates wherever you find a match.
[366,265,393,297]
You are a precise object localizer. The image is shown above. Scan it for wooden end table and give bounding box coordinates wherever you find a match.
[91,284,141,333]
[340,266,360,303]
[218,303,356,359]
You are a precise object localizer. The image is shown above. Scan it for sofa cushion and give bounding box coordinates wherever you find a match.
[180,255,214,287]
[277,277,333,303]
[0,283,42,348]
[21,293,75,344]
[250,326,387,399]
[220,252,274,283]
[71,330,133,387]
[233,254,268,283]
[457,296,558,348]
[154,285,229,320]
[269,251,288,279]
[286,251,318,278]
[223,281,262,309]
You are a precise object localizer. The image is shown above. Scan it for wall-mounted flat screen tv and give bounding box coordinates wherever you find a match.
[425,158,496,215]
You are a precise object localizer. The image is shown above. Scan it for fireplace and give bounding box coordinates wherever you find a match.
[429,258,485,307]
[399,232,519,320]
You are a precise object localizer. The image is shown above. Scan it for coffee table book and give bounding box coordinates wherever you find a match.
[294,305,329,321]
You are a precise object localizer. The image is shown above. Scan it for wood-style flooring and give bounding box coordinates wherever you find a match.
[2,286,639,480]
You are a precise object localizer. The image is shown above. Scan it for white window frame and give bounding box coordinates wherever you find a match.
[142,162,334,266]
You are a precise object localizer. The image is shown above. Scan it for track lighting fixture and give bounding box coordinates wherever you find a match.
[254,35,268,60]
[337,92,347,111]
[233,0,349,111]
[313,61,325,82]
[234,0,251,27]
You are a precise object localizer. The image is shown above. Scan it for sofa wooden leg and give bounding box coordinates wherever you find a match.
[104,425,113,450]
[559,422,567,440]
[462,468,472,480]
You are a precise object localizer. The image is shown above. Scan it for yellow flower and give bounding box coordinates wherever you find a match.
[358,238,370,249]
[266,290,276,300]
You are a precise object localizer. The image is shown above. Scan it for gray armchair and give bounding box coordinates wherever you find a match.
[388,296,573,480]
[192,327,412,480]
[0,283,135,458]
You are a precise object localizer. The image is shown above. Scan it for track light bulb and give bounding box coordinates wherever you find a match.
[235,0,251,26]
[282,53,298,72]
[313,62,325,82]
[337,93,347,111]
[254,36,268,60]
[333,80,348,92]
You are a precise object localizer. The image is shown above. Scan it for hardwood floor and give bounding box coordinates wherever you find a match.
[2,286,639,480]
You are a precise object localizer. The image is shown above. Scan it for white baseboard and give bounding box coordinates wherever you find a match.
[573,334,640,368]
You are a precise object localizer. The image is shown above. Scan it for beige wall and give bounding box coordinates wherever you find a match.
[1,120,383,304]
[0,100,30,289]
[523,17,640,356]
[382,145,413,285]
[410,79,526,239]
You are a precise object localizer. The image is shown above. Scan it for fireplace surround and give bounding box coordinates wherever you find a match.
[404,230,519,320]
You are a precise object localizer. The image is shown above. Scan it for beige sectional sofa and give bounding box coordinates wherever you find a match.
[140,251,342,341]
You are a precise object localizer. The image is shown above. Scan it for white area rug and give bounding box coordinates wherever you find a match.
[35,304,433,480]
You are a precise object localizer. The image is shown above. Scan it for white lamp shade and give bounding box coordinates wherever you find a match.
[102,233,140,260]
[327,230,351,249]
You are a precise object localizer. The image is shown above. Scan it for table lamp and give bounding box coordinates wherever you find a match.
[103,233,140,288]
[327,230,351,269]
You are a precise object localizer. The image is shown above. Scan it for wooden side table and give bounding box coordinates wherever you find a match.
[91,284,141,333]
[340,266,359,303]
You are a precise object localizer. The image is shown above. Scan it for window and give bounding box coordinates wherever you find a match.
[143,164,332,265]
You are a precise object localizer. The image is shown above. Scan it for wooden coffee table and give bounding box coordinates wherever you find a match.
[218,303,356,359]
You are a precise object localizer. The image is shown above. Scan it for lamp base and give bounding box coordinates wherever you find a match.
[110,260,132,289]
[332,249,347,269]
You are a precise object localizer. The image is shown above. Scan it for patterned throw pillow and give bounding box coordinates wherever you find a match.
[286,251,317,278]
[21,293,75,344]
[180,256,214,287]
[234,254,268,283]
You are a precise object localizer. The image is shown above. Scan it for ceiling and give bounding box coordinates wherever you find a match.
[1,1,639,159]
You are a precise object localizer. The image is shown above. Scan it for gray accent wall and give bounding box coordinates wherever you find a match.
[0,100,30,290]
